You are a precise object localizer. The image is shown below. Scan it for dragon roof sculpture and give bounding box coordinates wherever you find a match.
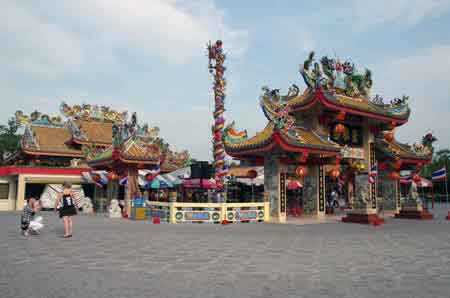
[60,102,128,123]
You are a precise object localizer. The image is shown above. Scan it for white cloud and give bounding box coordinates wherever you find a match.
[1,2,84,78]
[1,0,248,78]
[350,0,450,28]
[373,45,450,150]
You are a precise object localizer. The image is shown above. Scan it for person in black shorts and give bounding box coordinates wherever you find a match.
[54,182,78,238]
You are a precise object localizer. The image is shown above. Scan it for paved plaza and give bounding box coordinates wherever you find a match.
[1,207,450,298]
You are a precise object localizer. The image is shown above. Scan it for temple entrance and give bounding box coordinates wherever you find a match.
[286,184,303,217]
[286,172,317,219]
[325,176,347,215]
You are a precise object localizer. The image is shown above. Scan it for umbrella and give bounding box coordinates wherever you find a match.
[149,175,173,189]
[182,178,217,189]
[167,166,191,179]
[162,173,182,185]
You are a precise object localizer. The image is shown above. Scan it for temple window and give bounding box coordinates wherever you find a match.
[0,183,9,200]
[330,124,363,147]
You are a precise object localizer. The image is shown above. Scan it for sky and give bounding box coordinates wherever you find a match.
[1,0,450,160]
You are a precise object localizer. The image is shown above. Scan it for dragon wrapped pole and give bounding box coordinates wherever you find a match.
[207,40,227,190]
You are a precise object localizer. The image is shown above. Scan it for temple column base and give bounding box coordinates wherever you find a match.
[342,209,384,225]
[269,213,286,224]
[395,206,433,220]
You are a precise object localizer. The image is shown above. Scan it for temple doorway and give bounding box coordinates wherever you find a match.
[325,175,347,215]
[286,174,317,218]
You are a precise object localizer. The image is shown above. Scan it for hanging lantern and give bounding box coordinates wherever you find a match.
[295,166,308,177]
[384,131,394,142]
[355,162,365,172]
[334,123,345,134]
[330,168,340,179]
[112,148,120,160]
[412,173,421,183]
[390,171,400,180]
[107,171,118,181]
[145,174,154,182]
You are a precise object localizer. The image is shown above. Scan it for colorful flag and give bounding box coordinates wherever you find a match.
[368,163,377,184]
[119,175,128,186]
[432,168,447,181]
[400,175,411,184]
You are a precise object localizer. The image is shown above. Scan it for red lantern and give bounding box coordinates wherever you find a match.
[295,166,307,177]
[112,149,120,160]
[390,171,400,180]
[412,174,421,183]
[107,171,118,181]
[384,131,394,142]
[145,174,154,182]
[334,124,345,134]
[330,168,340,179]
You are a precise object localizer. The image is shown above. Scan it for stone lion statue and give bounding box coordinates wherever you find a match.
[108,199,122,218]
[80,197,94,214]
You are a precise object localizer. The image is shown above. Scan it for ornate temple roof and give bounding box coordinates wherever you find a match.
[13,105,189,174]
[86,136,165,168]
[223,51,417,159]
[223,122,340,157]
[71,120,113,145]
[286,89,410,123]
[375,138,432,162]
[160,150,190,173]
[266,51,412,125]
[22,126,82,157]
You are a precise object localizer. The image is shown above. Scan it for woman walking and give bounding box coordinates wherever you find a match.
[55,182,78,238]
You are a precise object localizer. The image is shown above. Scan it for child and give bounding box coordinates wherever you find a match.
[55,182,78,238]
[20,197,42,237]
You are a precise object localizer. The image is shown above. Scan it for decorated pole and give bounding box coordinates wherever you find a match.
[208,40,227,190]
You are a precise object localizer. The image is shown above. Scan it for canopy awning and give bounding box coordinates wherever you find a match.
[182,178,217,189]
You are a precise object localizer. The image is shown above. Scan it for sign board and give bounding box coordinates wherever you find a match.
[341,147,364,159]
[184,211,210,221]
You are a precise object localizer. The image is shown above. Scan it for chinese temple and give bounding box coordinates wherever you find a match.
[223,51,434,223]
[0,103,189,211]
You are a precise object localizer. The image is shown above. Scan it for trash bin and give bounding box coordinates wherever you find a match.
[131,198,147,220]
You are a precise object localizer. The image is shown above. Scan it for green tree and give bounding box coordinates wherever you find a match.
[0,118,21,164]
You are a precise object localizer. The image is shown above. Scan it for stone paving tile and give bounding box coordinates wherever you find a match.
[0,207,450,297]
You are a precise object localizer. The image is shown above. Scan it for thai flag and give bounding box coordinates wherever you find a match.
[119,175,128,186]
[432,168,447,182]
[368,163,377,184]
[99,172,108,185]
[400,175,411,184]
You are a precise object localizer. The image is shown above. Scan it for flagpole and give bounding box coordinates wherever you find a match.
[446,160,449,209]
[445,174,449,209]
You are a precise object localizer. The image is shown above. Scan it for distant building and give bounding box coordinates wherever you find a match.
[0,103,189,211]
